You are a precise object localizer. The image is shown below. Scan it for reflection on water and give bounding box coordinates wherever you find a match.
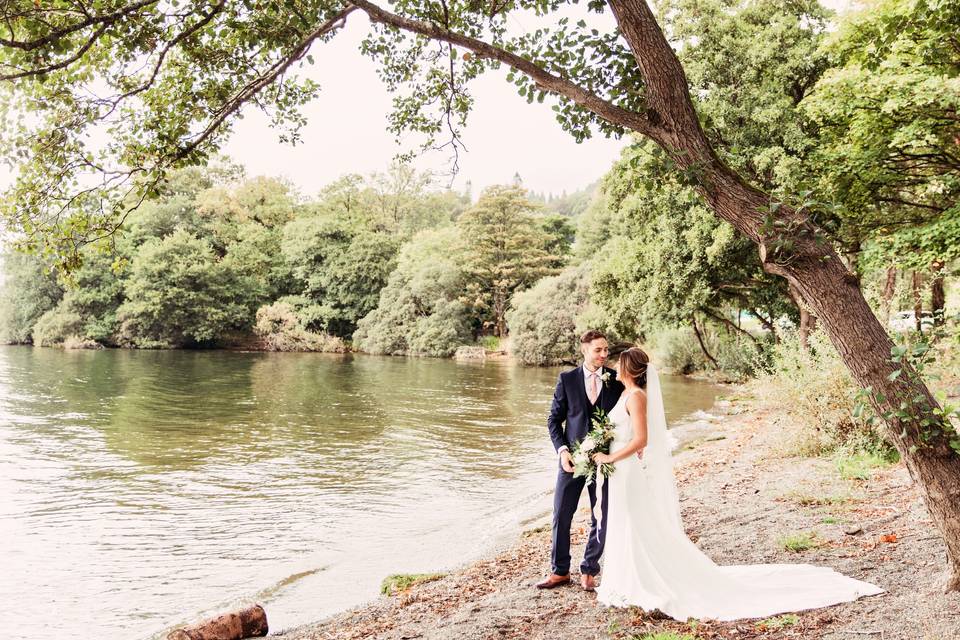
[0,346,722,640]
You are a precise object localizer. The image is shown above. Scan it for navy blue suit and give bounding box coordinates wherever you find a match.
[547,365,624,576]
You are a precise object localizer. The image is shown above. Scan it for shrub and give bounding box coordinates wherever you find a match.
[407,302,472,357]
[477,335,501,351]
[0,253,63,344]
[777,531,820,553]
[379,573,445,596]
[834,449,898,481]
[755,330,894,457]
[31,305,83,347]
[507,265,591,365]
[253,302,347,352]
[354,228,470,357]
[651,324,767,381]
[116,230,256,348]
[651,327,708,375]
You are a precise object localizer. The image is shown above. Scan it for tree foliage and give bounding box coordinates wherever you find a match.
[0,253,63,343]
[458,185,567,337]
[353,227,471,357]
[116,229,256,348]
[586,141,793,340]
[801,0,960,247]
[506,264,592,366]
[280,216,400,337]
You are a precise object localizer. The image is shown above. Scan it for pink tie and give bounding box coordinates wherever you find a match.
[588,372,598,404]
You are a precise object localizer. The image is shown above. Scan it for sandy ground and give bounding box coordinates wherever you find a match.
[277,395,960,640]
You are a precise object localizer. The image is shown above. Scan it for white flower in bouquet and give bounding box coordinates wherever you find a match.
[570,408,617,484]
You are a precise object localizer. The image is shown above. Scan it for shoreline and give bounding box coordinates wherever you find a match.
[275,391,960,640]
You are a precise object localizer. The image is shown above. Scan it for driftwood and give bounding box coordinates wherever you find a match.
[167,604,268,640]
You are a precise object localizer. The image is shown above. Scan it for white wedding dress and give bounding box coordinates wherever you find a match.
[596,365,883,620]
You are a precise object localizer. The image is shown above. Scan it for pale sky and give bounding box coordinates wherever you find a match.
[222,12,626,199]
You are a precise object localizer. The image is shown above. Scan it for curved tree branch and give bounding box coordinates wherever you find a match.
[172,4,357,163]
[0,23,107,81]
[348,0,660,140]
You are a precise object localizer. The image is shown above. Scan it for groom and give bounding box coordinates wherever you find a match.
[537,330,624,591]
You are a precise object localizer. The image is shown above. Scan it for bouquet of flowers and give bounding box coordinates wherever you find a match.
[571,408,617,484]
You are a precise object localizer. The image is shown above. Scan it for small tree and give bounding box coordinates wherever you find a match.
[458,186,562,337]
[0,253,63,344]
[354,227,471,357]
[280,216,400,337]
[507,265,592,366]
[117,230,256,347]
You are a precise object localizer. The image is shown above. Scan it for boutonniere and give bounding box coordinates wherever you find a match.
[600,370,613,387]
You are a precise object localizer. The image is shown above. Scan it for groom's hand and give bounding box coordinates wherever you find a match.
[560,450,575,473]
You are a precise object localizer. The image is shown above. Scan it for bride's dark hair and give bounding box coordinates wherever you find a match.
[618,347,650,389]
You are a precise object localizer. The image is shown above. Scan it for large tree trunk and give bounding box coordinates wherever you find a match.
[607,0,960,590]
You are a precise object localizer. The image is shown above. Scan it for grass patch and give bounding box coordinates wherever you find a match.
[522,523,550,537]
[380,572,445,595]
[834,450,898,481]
[821,516,841,524]
[477,335,501,351]
[777,531,820,553]
[631,634,696,640]
[756,614,799,630]
[782,491,851,507]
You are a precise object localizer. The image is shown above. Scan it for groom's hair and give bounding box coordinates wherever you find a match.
[580,329,606,344]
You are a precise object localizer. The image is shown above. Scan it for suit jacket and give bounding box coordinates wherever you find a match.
[547,365,625,453]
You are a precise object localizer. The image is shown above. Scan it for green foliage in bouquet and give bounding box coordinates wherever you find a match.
[571,409,617,484]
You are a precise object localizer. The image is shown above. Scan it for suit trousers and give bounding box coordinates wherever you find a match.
[550,466,607,576]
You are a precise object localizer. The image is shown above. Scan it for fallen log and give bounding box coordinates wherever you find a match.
[166,604,268,640]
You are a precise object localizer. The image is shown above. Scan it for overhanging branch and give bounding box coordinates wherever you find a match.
[172,4,357,163]
[349,0,660,139]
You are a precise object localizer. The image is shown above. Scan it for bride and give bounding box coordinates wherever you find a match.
[590,347,883,621]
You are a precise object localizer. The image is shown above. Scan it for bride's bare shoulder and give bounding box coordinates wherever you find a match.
[623,388,647,414]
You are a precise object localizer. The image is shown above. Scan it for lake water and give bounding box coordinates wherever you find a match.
[0,346,723,639]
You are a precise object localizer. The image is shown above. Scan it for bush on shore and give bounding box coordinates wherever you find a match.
[507,265,591,366]
[254,302,347,352]
[31,305,84,347]
[754,330,894,457]
[651,325,767,382]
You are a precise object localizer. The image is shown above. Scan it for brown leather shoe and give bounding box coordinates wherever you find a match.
[535,573,570,589]
[581,573,597,591]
